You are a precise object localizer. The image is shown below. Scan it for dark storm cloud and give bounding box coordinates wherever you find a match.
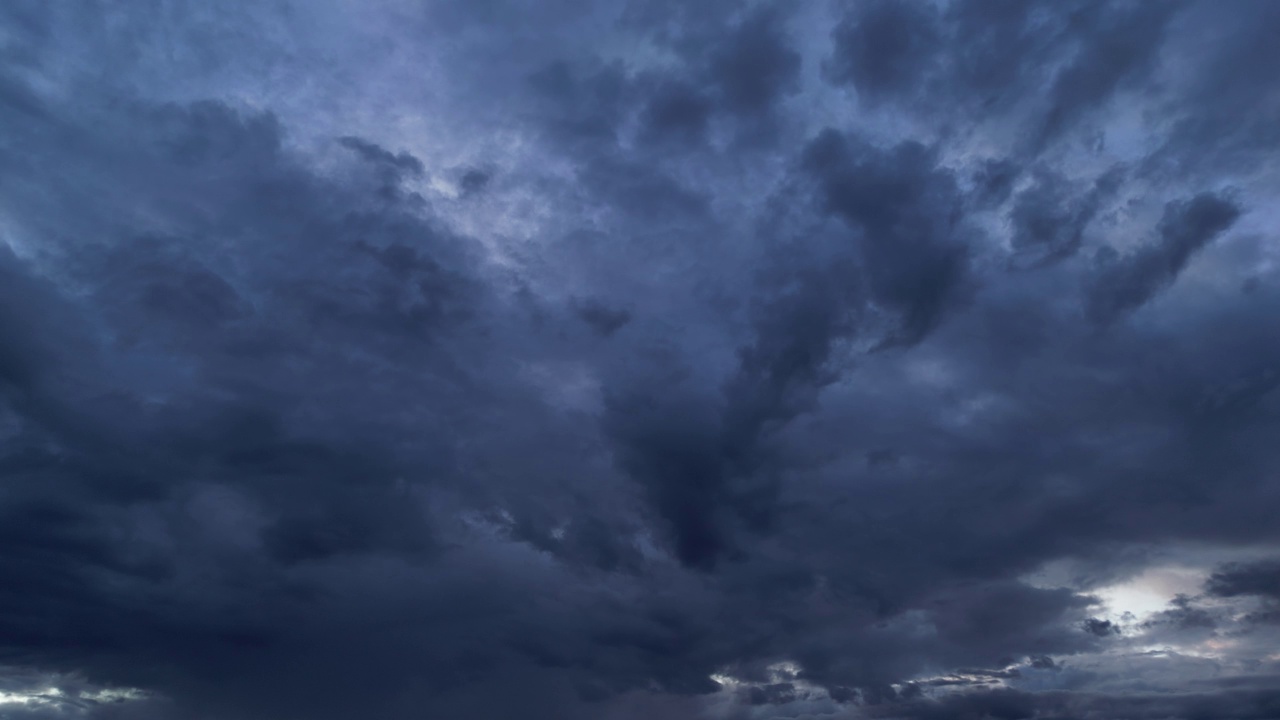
[1207,560,1280,600]
[1140,594,1218,635]
[701,4,800,120]
[604,258,863,568]
[637,78,712,146]
[873,686,1280,720]
[1082,617,1122,637]
[826,0,1179,154]
[338,136,425,177]
[1031,2,1176,151]
[457,167,492,195]
[1143,0,1280,176]
[3,1,1280,719]
[1007,165,1123,266]
[574,298,632,337]
[1088,191,1241,323]
[0,82,525,718]
[532,1,801,157]
[824,0,940,104]
[802,129,969,345]
[970,158,1021,209]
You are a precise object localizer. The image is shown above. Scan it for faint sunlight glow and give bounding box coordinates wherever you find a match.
[1093,565,1208,622]
[709,673,741,689]
[0,684,149,710]
[705,659,849,720]
[0,686,65,707]
[0,689,38,705]
[1200,637,1237,654]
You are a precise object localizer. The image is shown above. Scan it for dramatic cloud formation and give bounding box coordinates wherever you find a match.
[1,1,1278,718]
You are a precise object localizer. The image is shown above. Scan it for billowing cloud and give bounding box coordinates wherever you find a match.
[2,1,1280,719]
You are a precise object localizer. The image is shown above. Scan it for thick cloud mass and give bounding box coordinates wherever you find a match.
[2,2,1279,719]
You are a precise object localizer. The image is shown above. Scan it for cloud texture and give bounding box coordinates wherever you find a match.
[2,1,1280,718]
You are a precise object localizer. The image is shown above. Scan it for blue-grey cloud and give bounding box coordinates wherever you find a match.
[2,1,1279,719]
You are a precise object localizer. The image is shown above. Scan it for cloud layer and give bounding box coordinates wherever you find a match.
[2,1,1279,718]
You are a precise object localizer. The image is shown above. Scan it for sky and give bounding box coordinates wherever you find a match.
[1,1,1280,718]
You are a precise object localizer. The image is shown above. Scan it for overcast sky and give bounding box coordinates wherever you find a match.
[2,1,1280,718]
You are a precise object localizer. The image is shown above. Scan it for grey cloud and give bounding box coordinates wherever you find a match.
[970,158,1021,209]
[872,686,1280,720]
[338,136,425,177]
[338,136,426,201]
[3,1,1280,719]
[1207,560,1280,600]
[802,129,970,346]
[1144,1,1280,176]
[575,299,632,337]
[532,1,802,157]
[457,167,492,195]
[604,258,863,569]
[1033,2,1177,150]
[1088,191,1241,323]
[826,0,1180,155]
[824,0,940,105]
[1007,165,1123,266]
[528,59,634,148]
[637,77,712,146]
[1082,618,1121,637]
[702,5,800,119]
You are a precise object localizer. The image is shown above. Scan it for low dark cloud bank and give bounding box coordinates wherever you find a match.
[2,1,1279,718]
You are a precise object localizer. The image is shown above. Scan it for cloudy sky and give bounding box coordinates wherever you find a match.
[2,1,1280,718]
